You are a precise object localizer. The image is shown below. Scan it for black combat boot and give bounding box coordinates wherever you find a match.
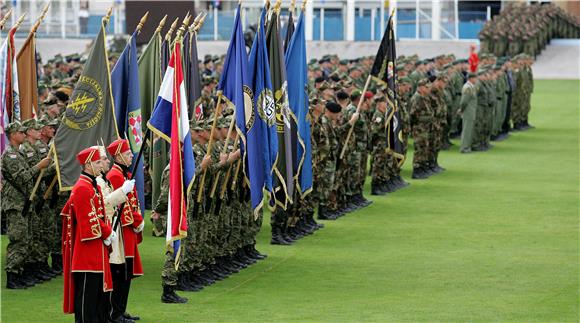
[412,167,425,179]
[161,285,188,303]
[317,206,334,220]
[371,181,385,195]
[6,272,27,289]
[270,225,292,245]
[395,175,410,189]
[176,273,196,291]
[248,243,268,259]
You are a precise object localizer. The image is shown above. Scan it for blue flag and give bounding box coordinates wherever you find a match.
[111,31,145,214]
[218,4,264,216]
[285,12,312,196]
[248,7,278,209]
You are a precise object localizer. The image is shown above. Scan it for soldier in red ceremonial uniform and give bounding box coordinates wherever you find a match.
[61,146,117,323]
[106,139,144,323]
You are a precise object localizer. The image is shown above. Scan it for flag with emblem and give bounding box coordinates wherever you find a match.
[111,30,145,215]
[285,9,312,196]
[247,6,278,215]
[148,40,195,261]
[370,14,404,165]
[266,8,294,209]
[53,16,119,190]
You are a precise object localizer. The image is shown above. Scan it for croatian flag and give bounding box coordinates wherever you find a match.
[147,42,195,264]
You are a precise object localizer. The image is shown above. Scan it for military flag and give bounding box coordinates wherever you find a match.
[148,41,195,259]
[0,36,10,154]
[266,8,294,209]
[183,26,202,120]
[53,15,119,190]
[0,25,20,121]
[138,20,164,208]
[16,26,38,120]
[285,9,312,196]
[247,6,278,214]
[111,30,145,215]
[218,4,262,212]
[370,14,405,165]
[284,7,295,53]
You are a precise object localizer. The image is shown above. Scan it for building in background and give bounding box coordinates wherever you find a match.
[0,0,578,41]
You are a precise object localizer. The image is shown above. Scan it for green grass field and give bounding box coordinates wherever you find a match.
[2,80,578,322]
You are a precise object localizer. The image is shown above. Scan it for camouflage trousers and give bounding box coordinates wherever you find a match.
[371,146,388,183]
[29,206,51,264]
[151,214,166,238]
[412,125,431,169]
[5,210,30,274]
[161,252,178,287]
[318,157,336,207]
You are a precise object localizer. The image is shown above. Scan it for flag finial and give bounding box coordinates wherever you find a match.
[193,12,207,33]
[165,17,179,41]
[103,6,113,24]
[301,0,307,11]
[136,11,149,34]
[155,14,168,34]
[175,13,191,41]
[290,0,296,13]
[0,8,13,30]
[189,12,204,33]
[13,12,27,30]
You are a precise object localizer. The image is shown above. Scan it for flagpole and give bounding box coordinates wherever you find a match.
[11,13,27,32]
[209,111,236,198]
[29,144,54,201]
[196,91,223,204]
[219,132,239,200]
[0,9,13,30]
[339,75,372,160]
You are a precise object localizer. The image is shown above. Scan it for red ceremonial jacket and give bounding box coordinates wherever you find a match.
[61,173,113,314]
[106,163,144,276]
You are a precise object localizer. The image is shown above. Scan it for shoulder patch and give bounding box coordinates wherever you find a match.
[26,152,34,158]
[375,117,382,123]
[8,154,17,159]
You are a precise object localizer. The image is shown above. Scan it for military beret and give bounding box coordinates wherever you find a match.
[309,58,318,65]
[467,72,477,78]
[339,59,349,65]
[54,90,70,102]
[318,57,330,64]
[22,119,42,131]
[203,54,212,64]
[364,91,374,99]
[325,101,341,113]
[5,121,26,134]
[477,70,487,76]
[314,76,325,83]
[336,90,348,101]
[330,74,341,83]
[350,89,362,100]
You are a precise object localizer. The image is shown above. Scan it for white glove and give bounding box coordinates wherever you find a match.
[104,230,117,246]
[121,179,136,194]
[134,221,144,233]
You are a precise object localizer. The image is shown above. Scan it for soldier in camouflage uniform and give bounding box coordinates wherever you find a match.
[20,119,59,282]
[370,94,389,195]
[427,75,447,173]
[317,101,340,220]
[409,79,434,179]
[2,122,51,289]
